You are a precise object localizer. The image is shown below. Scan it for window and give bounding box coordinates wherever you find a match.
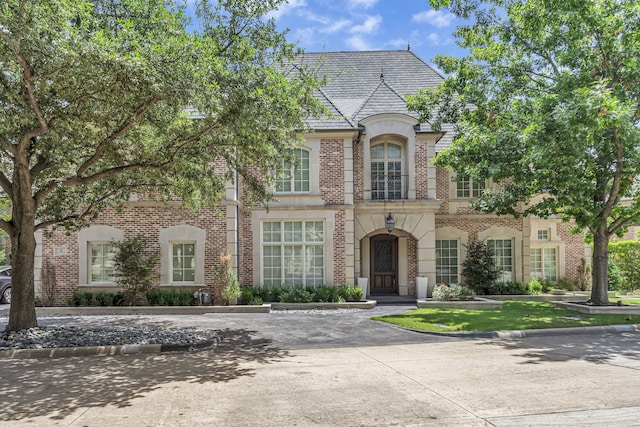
[275,148,310,192]
[531,247,557,281]
[537,229,550,241]
[488,239,514,283]
[456,174,485,198]
[172,243,196,283]
[371,142,404,200]
[89,242,115,283]
[262,221,324,286]
[436,240,459,284]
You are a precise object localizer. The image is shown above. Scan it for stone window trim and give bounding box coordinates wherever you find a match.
[275,147,311,194]
[478,227,523,283]
[252,209,335,286]
[78,225,124,287]
[159,225,205,286]
[435,227,469,284]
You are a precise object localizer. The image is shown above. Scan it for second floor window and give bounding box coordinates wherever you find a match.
[371,142,404,200]
[276,148,310,193]
[456,174,485,198]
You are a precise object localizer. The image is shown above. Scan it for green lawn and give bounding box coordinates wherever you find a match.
[372,301,637,333]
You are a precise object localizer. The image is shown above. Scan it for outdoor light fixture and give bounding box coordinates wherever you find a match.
[385,213,395,233]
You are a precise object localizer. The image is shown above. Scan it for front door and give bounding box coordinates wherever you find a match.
[370,235,398,294]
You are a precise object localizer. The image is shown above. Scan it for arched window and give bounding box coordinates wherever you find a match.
[371,142,404,199]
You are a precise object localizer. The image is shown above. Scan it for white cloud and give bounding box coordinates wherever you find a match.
[348,0,378,9]
[349,15,382,35]
[346,35,376,50]
[265,0,308,21]
[321,19,352,34]
[412,9,456,28]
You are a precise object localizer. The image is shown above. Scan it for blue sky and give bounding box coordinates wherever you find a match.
[266,0,469,67]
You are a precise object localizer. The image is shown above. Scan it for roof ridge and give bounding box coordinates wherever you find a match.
[351,79,408,121]
[317,86,356,128]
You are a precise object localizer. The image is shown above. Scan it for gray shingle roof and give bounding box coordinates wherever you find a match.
[292,50,453,150]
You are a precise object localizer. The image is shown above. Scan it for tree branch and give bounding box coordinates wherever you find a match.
[76,94,162,177]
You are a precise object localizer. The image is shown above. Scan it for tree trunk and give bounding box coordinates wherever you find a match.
[7,230,38,331]
[590,224,610,305]
[6,153,39,332]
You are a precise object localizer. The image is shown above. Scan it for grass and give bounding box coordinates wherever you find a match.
[372,301,638,333]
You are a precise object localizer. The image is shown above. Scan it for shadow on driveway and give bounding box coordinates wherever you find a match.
[0,329,287,423]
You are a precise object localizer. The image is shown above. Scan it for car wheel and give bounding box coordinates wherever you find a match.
[1,287,10,304]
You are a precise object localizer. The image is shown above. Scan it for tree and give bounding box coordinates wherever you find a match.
[408,0,640,305]
[462,241,498,295]
[112,235,159,306]
[0,0,323,331]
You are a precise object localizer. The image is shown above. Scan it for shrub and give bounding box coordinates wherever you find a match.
[432,283,475,301]
[216,253,241,305]
[462,242,498,295]
[68,291,93,307]
[254,285,284,302]
[555,278,577,291]
[489,281,527,295]
[67,291,124,307]
[609,240,640,292]
[146,288,195,306]
[112,235,159,306]
[312,285,337,302]
[280,286,313,303]
[527,278,543,295]
[607,261,624,291]
[240,286,256,305]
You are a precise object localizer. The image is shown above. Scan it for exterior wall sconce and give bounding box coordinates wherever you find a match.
[385,213,395,233]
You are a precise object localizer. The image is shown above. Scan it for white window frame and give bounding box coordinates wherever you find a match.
[88,241,116,284]
[160,225,205,286]
[530,247,558,281]
[170,241,196,284]
[78,226,124,286]
[370,140,405,200]
[456,174,485,198]
[487,239,515,284]
[436,239,459,284]
[261,220,325,286]
[275,148,311,193]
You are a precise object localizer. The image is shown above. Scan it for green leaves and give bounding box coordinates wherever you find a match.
[0,0,324,233]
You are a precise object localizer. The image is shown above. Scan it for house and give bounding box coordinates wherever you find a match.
[36,50,590,304]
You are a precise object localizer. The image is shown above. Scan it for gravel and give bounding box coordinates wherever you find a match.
[0,325,222,350]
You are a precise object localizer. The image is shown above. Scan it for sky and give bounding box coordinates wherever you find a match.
[266,0,470,68]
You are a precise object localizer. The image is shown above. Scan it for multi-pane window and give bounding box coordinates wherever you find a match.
[89,242,115,283]
[371,142,403,200]
[456,174,485,198]
[172,243,195,282]
[263,221,324,286]
[436,240,459,284]
[488,239,514,283]
[275,148,310,192]
[537,229,550,241]
[531,247,557,281]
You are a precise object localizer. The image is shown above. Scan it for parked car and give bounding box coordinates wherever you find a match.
[0,266,10,304]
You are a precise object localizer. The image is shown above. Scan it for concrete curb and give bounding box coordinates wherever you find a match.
[403,323,640,339]
[0,338,220,360]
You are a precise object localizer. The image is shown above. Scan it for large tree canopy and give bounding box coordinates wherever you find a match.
[1,0,323,331]
[408,0,640,304]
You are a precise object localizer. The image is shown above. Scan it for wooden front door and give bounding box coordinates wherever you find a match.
[370,235,398,294]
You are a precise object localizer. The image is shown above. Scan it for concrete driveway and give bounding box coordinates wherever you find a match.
[2,306,640,426]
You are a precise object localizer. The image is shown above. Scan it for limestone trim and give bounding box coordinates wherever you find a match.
[78,226,124,287]
[251,209,336,286]
[159,225,206,286]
